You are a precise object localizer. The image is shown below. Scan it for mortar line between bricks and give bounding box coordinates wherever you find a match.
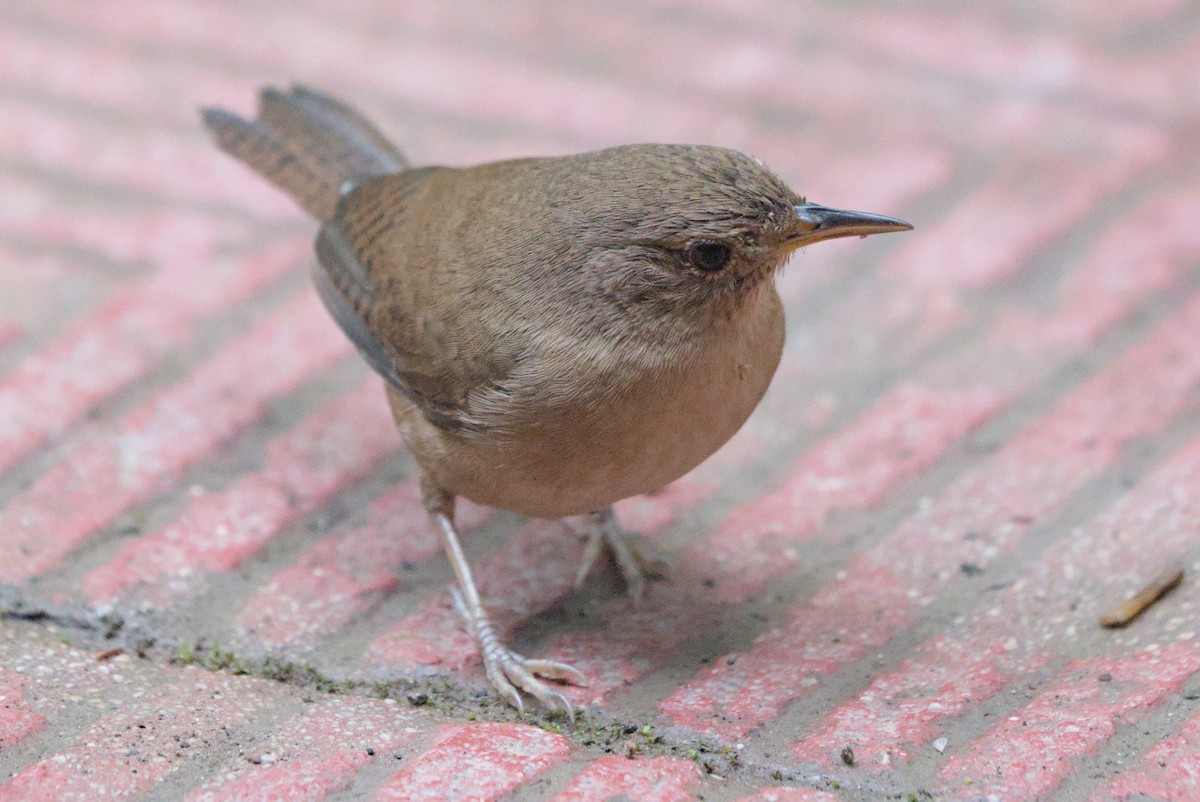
[136,450,418,663]
[745,348,1200,784]
[0,23,584,148]
[597,171,1196,717]
[621,272,1200,737]
[0,256,313,509]
[762,402,1200,779]
[1052,669,1200,802]
[318,148,1192,727]
[304,512,534,667]
[203,0,1196,135]
[206,153,984,686]
[20,357,379,599]
[0,227,302,382]
[7,1,1129,173]
[706,138,1195,517]
[3,5,942,130]
[0,67,577,164]
[0,243,152,375]
[585,0,1200,121]
[337,721,452,801]
[0,152,311,231]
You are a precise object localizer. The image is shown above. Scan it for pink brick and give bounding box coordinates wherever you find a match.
[82,379,396,607]
[0,667,46,748]
[363,480,705,680]
[24,0,955,188]
[0,292,352,583]
[694,383,1003,603]
[365,520,580,672]
[940,644,1200,801]
[661,292,1200,738]
[535,583,708,708]
[734,789,843,802]
[0,237,305,474]
[0,244,88,336]
[886,149,1162,290]
[239,482,490,652]
[1019,184,1200,350]
[543,215,1180,699]
[842,8,1199,117]
[552,756,699,802]
[793,637,1035,767]
[0,323,19,350]
[796,420,1200,768]
[0,20,265,129]
[0,96,294,215]
[184,696,420,802]
[373,722,570,801]
[0,666,286,802]
[1094,710,1200,801]
[5,175,241,267]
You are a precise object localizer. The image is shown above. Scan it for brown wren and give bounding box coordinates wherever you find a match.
[203,85,912,718]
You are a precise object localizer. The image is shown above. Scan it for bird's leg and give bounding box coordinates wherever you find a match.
[566,507,665,605]
[420,476,585,719]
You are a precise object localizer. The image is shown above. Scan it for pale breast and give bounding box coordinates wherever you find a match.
[392,289,785,518]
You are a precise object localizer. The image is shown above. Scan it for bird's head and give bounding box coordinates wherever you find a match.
[553,144,911,324]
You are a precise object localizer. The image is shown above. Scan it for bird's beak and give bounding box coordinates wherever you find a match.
[785,203,913,248]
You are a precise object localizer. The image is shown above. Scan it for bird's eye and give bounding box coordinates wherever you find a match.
[685,241,732,272]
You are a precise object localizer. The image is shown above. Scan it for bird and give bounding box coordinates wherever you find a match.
[202,85,912,718]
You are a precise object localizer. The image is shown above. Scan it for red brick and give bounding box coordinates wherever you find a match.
[1030,184,1200,348]
[0,237,305,475]
[885,150,1164,290]
[0,291,351,583]
[363,479,705,681]
[575,181,1196,704]
[733,789,842,802]
[795,419,1200,768]
[373,722,570,800]
[661,292,1200,738]
[1093,710,1200,801]
[0,665,287,802]
[0,244,90,336]
[693,383,1003,603]
[522,181,1199,699]
[0,323,19,350]
[940,644,1200,800]
[632,0,1197,115]
[793,636,1035,768]
[364,520,580,672]
[183,696,421,802]
[82,379,395,607]
[552,756,699,802]
[239,483,490,652]
[0,667,46,749]
[5,175,240,266]
[839,7,1200,118]
[21,0,960,187]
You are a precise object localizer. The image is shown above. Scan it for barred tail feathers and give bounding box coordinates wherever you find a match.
[202,85,407,221]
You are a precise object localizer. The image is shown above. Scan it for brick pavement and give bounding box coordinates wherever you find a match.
[2,0,1199,799]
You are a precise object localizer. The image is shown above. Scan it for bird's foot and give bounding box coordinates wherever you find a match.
[568,508,666,604]
[451,589,586,720]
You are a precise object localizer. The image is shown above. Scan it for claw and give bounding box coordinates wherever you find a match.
[568,508,665,604]
[426,480,587,719]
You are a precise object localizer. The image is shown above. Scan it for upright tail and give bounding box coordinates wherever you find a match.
[202,85,408,221]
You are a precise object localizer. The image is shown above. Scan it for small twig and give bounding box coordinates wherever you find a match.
[1099,565,1184,628]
